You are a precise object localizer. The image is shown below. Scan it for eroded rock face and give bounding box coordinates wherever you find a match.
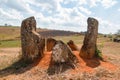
[51,40,77,64]
[46,38,56,51]
[67,40,79,51]
[21,16,45,61]
[80,17,98,59]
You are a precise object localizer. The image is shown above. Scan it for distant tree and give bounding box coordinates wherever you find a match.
[108,33,113,38]
[116,30,120,35]
[8,25,12,27]
[115,30,120,37]
[4,23,8,27]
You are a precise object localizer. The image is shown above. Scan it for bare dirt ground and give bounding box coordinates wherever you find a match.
[0,42,120,80]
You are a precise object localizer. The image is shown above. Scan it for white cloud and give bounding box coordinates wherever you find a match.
[89,0,100,7]
[78,0,87,5]
[32,4,88,32]
[101,0,117,8]
[0,0,119,34]
[0,8,24,25]
[0,0,35,13]
[32,0,63,12]
[78,7,92,15]
[0,8,23,20]
[63,0,87,5]
[89,0,117,8]
[118,8,120,11]
[95,17,120,34]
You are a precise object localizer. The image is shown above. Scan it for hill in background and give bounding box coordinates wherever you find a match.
[0,26,82,40]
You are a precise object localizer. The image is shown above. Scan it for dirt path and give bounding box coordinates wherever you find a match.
[0,48,21,55]
[0,47,21,53]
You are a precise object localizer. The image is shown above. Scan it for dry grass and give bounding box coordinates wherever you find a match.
[53,34,84,44]
[0,26,20,40]
[0,48,21,70]
[0,26,120,80]
[0,41,120,80]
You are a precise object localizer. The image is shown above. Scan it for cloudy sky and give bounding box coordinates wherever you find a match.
[0,0,120,34]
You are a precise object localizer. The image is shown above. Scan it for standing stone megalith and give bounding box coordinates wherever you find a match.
[21,16,45,61]
[80,17,98,59]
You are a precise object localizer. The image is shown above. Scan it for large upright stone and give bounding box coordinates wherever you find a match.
[21,16,45,61]
[80,17,98,59]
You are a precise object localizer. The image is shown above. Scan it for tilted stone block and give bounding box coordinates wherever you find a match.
[51,40,77,64]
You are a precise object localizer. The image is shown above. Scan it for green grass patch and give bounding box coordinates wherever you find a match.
[95,48,103,60]
[0,40,21,48]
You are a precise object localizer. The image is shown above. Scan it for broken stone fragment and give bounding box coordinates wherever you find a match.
[46,38,57,52]
[67,40,79,51]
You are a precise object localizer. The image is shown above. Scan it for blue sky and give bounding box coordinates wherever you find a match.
[0,0,120,34]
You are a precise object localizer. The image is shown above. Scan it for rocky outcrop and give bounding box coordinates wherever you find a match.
[80,17,98,59]
[21,16,45,61]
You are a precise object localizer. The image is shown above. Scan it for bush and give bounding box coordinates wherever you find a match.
[95,48,103,60]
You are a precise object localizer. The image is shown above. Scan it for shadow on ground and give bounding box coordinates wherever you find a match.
[81,57,101,68]
[0,57,41,78]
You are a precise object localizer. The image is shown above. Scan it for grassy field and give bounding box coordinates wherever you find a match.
[0,26,112,48]
[0,35,110,48]
[0,26,20,48]
[0,40,21,48]
[0,26,84,48]
[0,26,20,40]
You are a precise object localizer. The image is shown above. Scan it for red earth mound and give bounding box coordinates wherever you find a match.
[34,51,117,74]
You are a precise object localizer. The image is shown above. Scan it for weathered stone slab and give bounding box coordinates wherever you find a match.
[21,16,45,61]
[46,38,56,51]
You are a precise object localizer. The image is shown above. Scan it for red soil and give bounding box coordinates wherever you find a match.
[35,51,117,74]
